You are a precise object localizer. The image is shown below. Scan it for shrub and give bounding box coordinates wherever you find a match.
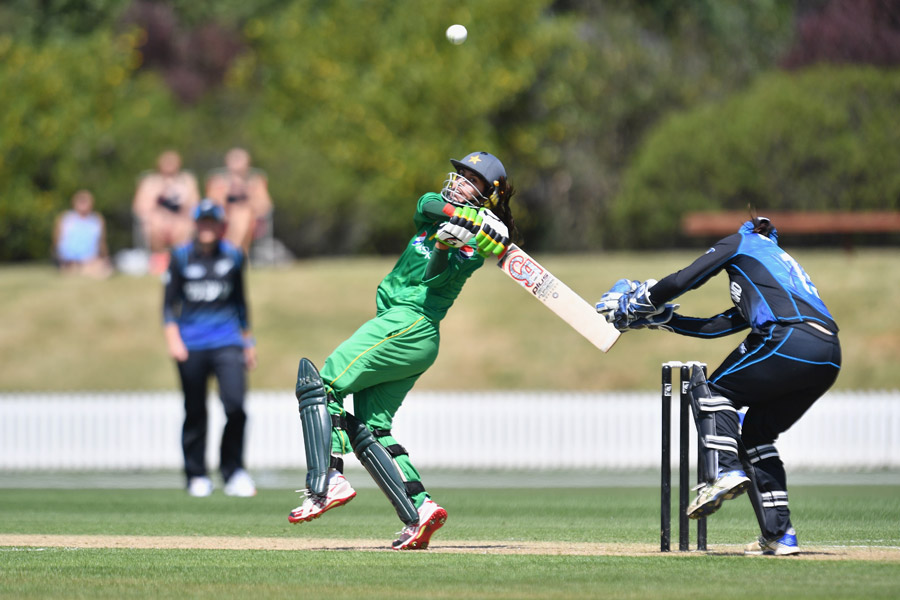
[611,66,900,248]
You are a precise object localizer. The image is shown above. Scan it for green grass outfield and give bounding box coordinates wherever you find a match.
[3,481,899,599]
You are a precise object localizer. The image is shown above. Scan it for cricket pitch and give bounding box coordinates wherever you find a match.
[2,534,899,561]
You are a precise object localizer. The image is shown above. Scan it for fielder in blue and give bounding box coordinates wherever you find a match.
[597,216,841,556]
[163,199,258,498]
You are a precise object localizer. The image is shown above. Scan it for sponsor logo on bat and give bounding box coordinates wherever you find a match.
[506,252,544,289]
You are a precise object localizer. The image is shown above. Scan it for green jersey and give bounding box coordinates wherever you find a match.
[375,192,485,322]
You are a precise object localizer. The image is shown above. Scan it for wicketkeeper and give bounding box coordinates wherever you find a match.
[289,152,516,550]
[596,216,841,556]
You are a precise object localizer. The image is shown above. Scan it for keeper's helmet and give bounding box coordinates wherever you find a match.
[442,151,507,208]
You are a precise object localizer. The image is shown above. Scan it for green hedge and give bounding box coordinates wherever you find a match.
[611,66,900,248]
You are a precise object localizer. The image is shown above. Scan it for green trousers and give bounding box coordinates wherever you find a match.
[320,307,439,507]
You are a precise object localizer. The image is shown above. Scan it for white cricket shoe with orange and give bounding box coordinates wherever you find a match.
[288,470,356,523]
[392,498,447,550]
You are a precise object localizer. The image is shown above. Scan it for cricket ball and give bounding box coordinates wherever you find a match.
[446,24,467,45]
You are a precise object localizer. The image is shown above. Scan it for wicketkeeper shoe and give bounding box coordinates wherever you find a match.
[745,528,800,556]
[288,470,356,524]
[686,469,751,520]
[391,498,448,550]
[224,469,257,497]
[187,476,214,498]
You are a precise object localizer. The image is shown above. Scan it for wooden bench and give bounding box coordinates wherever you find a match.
[681,211,900,238]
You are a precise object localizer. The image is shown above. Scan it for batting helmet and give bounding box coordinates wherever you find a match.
[445,151,508,208]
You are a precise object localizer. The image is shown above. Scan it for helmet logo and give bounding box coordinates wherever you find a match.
[466,155,482,165]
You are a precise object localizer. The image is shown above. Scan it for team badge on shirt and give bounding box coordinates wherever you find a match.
[214,258,234,276]
[184,264,206,279]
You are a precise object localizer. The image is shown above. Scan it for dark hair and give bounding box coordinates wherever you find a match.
[747,204,775,238]
[751,216,776,238]
[492,178,520,244]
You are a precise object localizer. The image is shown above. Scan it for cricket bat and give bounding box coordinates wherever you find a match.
[496,244,620,352]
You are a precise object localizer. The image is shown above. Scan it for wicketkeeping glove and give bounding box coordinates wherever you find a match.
[596,278,668,332]
[436,206,479,248]
[596,279,637,330]
[474,208,510,257]
[629,303,679,332]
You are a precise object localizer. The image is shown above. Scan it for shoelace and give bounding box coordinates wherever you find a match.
[294,489,327,508]
[294,477,344,496]
[394,525,416,539]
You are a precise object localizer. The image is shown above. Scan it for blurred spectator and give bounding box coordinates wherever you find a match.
[133,150,201,274]
[205,147,273,253]
[52,190,113,279]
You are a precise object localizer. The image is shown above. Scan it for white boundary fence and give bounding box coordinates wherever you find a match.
[1,390,898,471]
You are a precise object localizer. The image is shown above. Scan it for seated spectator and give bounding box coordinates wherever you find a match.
[205,147,273,253]
[133,150,201,273]
[53,189,113,279]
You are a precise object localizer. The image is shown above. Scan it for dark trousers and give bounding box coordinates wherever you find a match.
[708,323,841,539]
[177,345,247,483]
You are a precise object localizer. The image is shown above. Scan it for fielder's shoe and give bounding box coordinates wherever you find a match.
[686,469,751,520]
[224,469,257,497]
[187,476,214,498]
[745,528,800,556]
[288,471,356,524]
[392,498,447,550]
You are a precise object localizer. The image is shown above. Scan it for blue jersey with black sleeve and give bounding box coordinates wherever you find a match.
[163,240,249,350]
[649,221,838,338]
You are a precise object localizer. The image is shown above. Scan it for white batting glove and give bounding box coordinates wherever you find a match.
[436,221,474,248]
[436,206,479,248]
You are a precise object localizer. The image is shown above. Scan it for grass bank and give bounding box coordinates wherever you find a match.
[1,249,897,391]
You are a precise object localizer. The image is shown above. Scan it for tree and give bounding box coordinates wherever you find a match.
[0,31,190,259]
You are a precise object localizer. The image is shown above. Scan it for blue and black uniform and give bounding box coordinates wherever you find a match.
[649,221,841,539]
[163,239,251,484]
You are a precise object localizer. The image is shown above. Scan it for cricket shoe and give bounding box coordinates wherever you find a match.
[392,498,447,550]
[686,469,751,520]
[224,469,257,497]
[288,471,356,523]
[745,528,800,556]
[187,476,214,498]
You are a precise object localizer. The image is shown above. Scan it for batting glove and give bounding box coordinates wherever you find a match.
[474,209,510,257]
[436,206,479,248]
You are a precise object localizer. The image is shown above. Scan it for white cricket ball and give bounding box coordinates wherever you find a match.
[446,24,467,45]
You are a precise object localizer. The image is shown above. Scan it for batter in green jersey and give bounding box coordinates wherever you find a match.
[289,151,516,550]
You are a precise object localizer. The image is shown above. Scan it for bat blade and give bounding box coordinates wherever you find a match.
[497,244,620,352]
